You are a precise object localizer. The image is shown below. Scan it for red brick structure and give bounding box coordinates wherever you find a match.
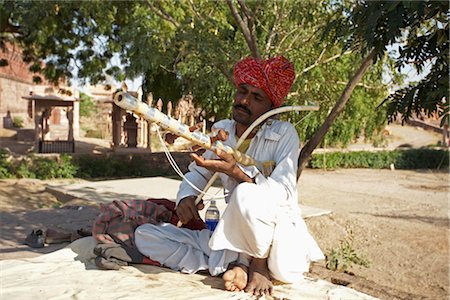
[0,42,49,128]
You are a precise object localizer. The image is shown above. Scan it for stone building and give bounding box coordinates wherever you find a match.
[1,43,80,153]
[22,86,80,153]
[84,84,114,139]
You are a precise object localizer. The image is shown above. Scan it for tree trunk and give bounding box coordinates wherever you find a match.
[297,49,376,180]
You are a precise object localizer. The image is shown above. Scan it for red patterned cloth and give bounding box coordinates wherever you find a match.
[92,198,206,247]
[92,198,206,268]
[233,56,295,107]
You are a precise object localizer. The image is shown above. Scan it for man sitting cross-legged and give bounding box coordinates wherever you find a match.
[135,56,324,297]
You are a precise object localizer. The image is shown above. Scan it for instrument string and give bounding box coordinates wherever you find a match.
[113,92,318,210]
[156,126,227,202]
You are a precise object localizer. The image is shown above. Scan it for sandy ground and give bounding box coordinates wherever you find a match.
[301,169,449,300]
[0,169,448,300]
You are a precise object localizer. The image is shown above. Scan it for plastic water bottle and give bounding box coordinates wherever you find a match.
[205,200,220,232]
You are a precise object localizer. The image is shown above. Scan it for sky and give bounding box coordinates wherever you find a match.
[71,51,143,94]
[384,44,431,91]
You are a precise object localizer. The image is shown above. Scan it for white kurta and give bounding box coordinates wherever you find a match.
[136,119,324,282]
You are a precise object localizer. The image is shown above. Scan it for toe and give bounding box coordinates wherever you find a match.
[244,284,255,295]
[224,280,234,290]
[223,270,235,282]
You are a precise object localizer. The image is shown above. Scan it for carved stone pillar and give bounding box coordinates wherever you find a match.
[67,106,74,141]
[124,113,137,148]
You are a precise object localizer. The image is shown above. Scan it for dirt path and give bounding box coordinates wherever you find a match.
[0,178,98,259]
[0,169,448,299]
[300,169,449,299]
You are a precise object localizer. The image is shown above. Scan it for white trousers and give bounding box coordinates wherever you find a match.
[135,223,238,276]
[135,182,324,282]
[209,182,324,283]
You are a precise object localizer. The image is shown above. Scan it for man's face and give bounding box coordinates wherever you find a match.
[232,83,273,126]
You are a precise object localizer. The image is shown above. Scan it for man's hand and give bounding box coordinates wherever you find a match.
[192,149,254,184]
[191,149,236,176]
[176,196,205,224]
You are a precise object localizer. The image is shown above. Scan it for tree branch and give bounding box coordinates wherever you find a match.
[237,0,260,59]
[265,1,283,53]
[300,50,353,76]
[275,27,298,53]
[283,31,303,53]
[336,81,385,90]
[215,63,235,84]
[159,64,177,74]
[226,0,260,59]
[187,0,203,20]
[297,48,377,179]
[301,46,327,73]
[145,0,179,28]
[280,24,321,53]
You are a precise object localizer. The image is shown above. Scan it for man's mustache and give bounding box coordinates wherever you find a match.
[233,104,251,115]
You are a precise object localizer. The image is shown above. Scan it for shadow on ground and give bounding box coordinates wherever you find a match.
[1,127,112,155]
[0,205,99,258]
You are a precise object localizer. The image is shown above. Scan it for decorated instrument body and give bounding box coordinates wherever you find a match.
[114,92,259,168]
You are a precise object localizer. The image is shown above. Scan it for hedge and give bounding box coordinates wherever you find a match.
[309,149,449,169]
[0,148,448,180]
[0,150,190,180]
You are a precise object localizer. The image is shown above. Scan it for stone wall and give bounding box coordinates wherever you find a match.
[0,76,32,115]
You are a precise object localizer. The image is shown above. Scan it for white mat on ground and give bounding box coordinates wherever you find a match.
[46,177,331,219]
[1,237,376,300]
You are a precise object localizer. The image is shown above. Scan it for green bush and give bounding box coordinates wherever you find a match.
[326,235,370,273]
[0,152,170,180]
[0,165,12,178]
[73,154,163,179]
[74,155,173,178]
[0,149,13,178]
[79,92,97,117]
[15,159,36,178]
[310,149,449,169]
[1,148,447,180]
[84,129,103,139]
[12,116,24,128]
[0,153,77,179]
[29,155,77,179]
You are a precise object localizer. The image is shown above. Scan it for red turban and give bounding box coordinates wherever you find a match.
[233,56,295,107]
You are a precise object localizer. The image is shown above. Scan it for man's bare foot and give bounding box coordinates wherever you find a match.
[223,264,248,292]
[244,257,273,296]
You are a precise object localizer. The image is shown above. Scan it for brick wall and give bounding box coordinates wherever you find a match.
[0,43,37,83]
[0,77,31,113]
[0,43,49,127]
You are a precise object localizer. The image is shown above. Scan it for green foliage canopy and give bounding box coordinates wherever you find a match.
[1,0,396,147]
[347,0,449,126]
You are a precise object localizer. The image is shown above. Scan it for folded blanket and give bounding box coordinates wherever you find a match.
[92,198,206,269]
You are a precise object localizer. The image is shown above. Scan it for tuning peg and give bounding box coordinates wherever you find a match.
[121,82,128,93]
